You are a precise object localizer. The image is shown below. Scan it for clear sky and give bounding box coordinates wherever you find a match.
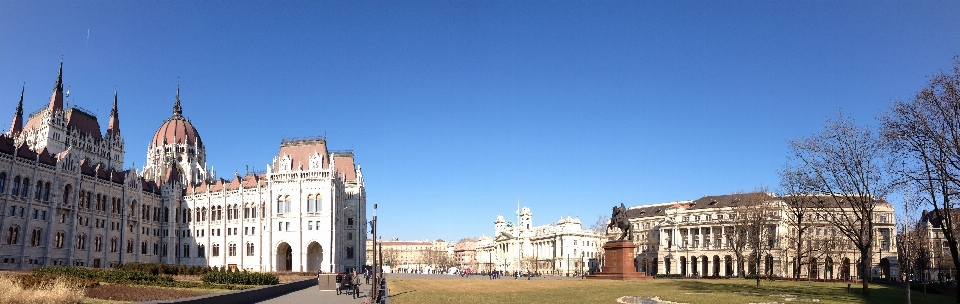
[2,1,959,243]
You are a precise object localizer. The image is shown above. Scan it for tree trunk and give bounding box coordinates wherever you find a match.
[860,249,870,296]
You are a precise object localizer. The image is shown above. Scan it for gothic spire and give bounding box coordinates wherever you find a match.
[9,86,24,136]
[107,90,120,137]
[48,61,64,111]
[172,84,183,119]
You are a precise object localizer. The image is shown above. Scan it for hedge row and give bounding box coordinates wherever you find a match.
[113,263,217,276]
[33,266,246,290]
[201,271,279,285]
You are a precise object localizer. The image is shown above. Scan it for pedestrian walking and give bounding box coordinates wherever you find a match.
[352,269,362,299]
[335,272,343,295]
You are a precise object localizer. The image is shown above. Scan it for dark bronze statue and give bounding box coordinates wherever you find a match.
[607,203,633,241]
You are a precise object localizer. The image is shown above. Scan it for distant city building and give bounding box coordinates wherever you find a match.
[475,207,603,276]
[366,238,450,273]
[626,193,897,280]
[453,238,478,271]
[917,210,957,282]
[0,63,365,272]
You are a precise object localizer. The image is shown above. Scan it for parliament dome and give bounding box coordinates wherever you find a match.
[150,89,203,148]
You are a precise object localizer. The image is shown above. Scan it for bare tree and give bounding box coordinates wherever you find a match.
[726,193,754,278]
[882,57,960,303]
[789,113,894,296]
[591,214,611,236]
[740,190,777,287]
[780,167,820,281]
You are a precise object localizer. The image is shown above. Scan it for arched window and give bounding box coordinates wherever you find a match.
[63,184,72,205]
[20,178,29,197]
[7,225,19,244]
[307,195,314,212]
[12,176,20,196]
[277,196,283,214]
[130,201,137,217]
[30,228,42,246]
[76,234,86,250]
[94,235,102,252]
[315,194,323,212]
[285,195,291,213]
[34,180,42,200]
[229,243,237,256]
[85,191,91,209]
[198,244,205,257]
[43,182,50,201]
[233,204,239,220]
[164,207,169,222]
[0,172,6,193]
[217,205,222,221]
[202,207,207,221]
[141,241,147,254]
[110,237,118,252]
[212,243,220,257]
[127,239,134,253]
[55,231,65,248]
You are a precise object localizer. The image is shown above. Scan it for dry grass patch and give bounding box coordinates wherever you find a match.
[387,278,956,304]
[0,275,84,304]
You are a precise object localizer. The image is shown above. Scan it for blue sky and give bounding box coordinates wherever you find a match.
[2,1,959,243]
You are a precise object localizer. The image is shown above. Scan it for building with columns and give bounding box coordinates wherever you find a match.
[625,193,898,280]
[0,63,365,272]
[475,207,603,276]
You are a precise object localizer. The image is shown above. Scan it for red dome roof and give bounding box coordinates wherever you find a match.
[152,117,202,148]
[152,87,202,148]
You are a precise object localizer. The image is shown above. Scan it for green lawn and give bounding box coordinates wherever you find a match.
[387,278,955,304]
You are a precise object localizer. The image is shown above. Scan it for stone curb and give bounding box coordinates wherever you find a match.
[135,278,317,304]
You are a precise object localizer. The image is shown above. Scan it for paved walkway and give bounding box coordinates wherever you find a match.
[256,283,371,304]
[255,273,585,303]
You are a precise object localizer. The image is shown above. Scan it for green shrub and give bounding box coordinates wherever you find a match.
[202,271,279,285]
[33,266,249,290]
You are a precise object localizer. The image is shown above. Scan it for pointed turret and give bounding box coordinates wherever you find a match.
[48,61,64,112]
[107,90,120,137]
[172,85,183,119]
[8,87,24,136]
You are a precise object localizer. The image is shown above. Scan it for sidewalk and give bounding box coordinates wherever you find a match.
[256,284,370,304]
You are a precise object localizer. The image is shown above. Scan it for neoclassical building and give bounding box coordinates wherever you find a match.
[475,207,603,275]
[626,193,898,280]
[0,63,366,273]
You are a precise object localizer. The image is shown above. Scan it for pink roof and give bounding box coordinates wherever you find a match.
[66,108,103,141]
[274,139,328,171]
[333,155,356,181]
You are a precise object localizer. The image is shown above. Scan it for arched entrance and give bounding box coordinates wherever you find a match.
[690,256,698,276]
[841,258,851,280]
[701,256,708,277]
[277,242,293,271]
[825,257,834,280]
[651,257,658,275]
[680,256,687,276]
[307,242,323,271]
[765,254,774,277]
[880,258,891,279]
[724,255,733,276]
[712,255,720,277]
[809,258,818,279]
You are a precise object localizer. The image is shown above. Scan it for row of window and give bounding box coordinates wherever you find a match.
[0,173,52,201]
[276,194,324,214]
[177,242,255,258]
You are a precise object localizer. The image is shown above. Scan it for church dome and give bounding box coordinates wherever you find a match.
[152,117,202,148]
[150,89,202,148]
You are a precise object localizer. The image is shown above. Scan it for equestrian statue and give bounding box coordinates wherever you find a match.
[607,203,633,242]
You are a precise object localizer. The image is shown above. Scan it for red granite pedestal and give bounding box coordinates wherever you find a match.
[587,240,652,280]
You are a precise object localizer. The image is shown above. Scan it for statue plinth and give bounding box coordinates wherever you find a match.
[587,240,652,280]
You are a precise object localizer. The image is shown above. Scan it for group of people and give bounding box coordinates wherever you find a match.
[324,268,371,299]
[487,269,535,280]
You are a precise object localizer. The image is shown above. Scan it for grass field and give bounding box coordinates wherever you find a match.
[387,278,955,304]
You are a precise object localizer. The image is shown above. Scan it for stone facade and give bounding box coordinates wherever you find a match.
[0,63,365,272]
[366,238,449,272]
[475,207,603,276]
[627,193,897,280]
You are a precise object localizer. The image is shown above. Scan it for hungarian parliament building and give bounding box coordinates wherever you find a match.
[0,63,366,273]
